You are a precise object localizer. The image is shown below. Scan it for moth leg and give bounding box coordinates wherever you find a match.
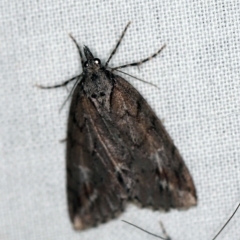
[36,75,80,89]
[36,33,85,90]
[212,203,240,240]
[112,44,166,71]
[159,221,172,240]
[105,21,131,67]
[58,74,83,111]
[114,69,159,89]
[122,220,168,239]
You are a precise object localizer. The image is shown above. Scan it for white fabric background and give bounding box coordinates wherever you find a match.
[1,1,240,240]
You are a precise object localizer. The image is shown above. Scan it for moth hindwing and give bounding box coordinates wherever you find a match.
[39,22,197,230]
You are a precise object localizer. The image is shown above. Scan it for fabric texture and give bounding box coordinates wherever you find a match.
[1,1,239,239]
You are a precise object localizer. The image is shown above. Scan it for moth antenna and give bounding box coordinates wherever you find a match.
[211,203,240,240]
[121,220,168,240]
[69,33,84,69]
[105,21,131,67]
[159,221,172,240]
[114,69,160,90]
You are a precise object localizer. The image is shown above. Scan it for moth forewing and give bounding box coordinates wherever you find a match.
[38,22,197,230]
[66,44,197,229]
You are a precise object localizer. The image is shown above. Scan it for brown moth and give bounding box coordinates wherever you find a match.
[38,22,197,230]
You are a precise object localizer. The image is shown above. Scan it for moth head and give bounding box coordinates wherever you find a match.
[83,46,102,71]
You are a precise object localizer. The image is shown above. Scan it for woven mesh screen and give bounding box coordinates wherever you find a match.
[1,1,240,239]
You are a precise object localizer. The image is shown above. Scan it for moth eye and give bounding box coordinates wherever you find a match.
[84,61,89,67]
[91,93,97,98]
[94,58,101,65]
[100,92,105,97]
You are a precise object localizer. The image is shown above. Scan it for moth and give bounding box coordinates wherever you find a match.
[38,22,197,230]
